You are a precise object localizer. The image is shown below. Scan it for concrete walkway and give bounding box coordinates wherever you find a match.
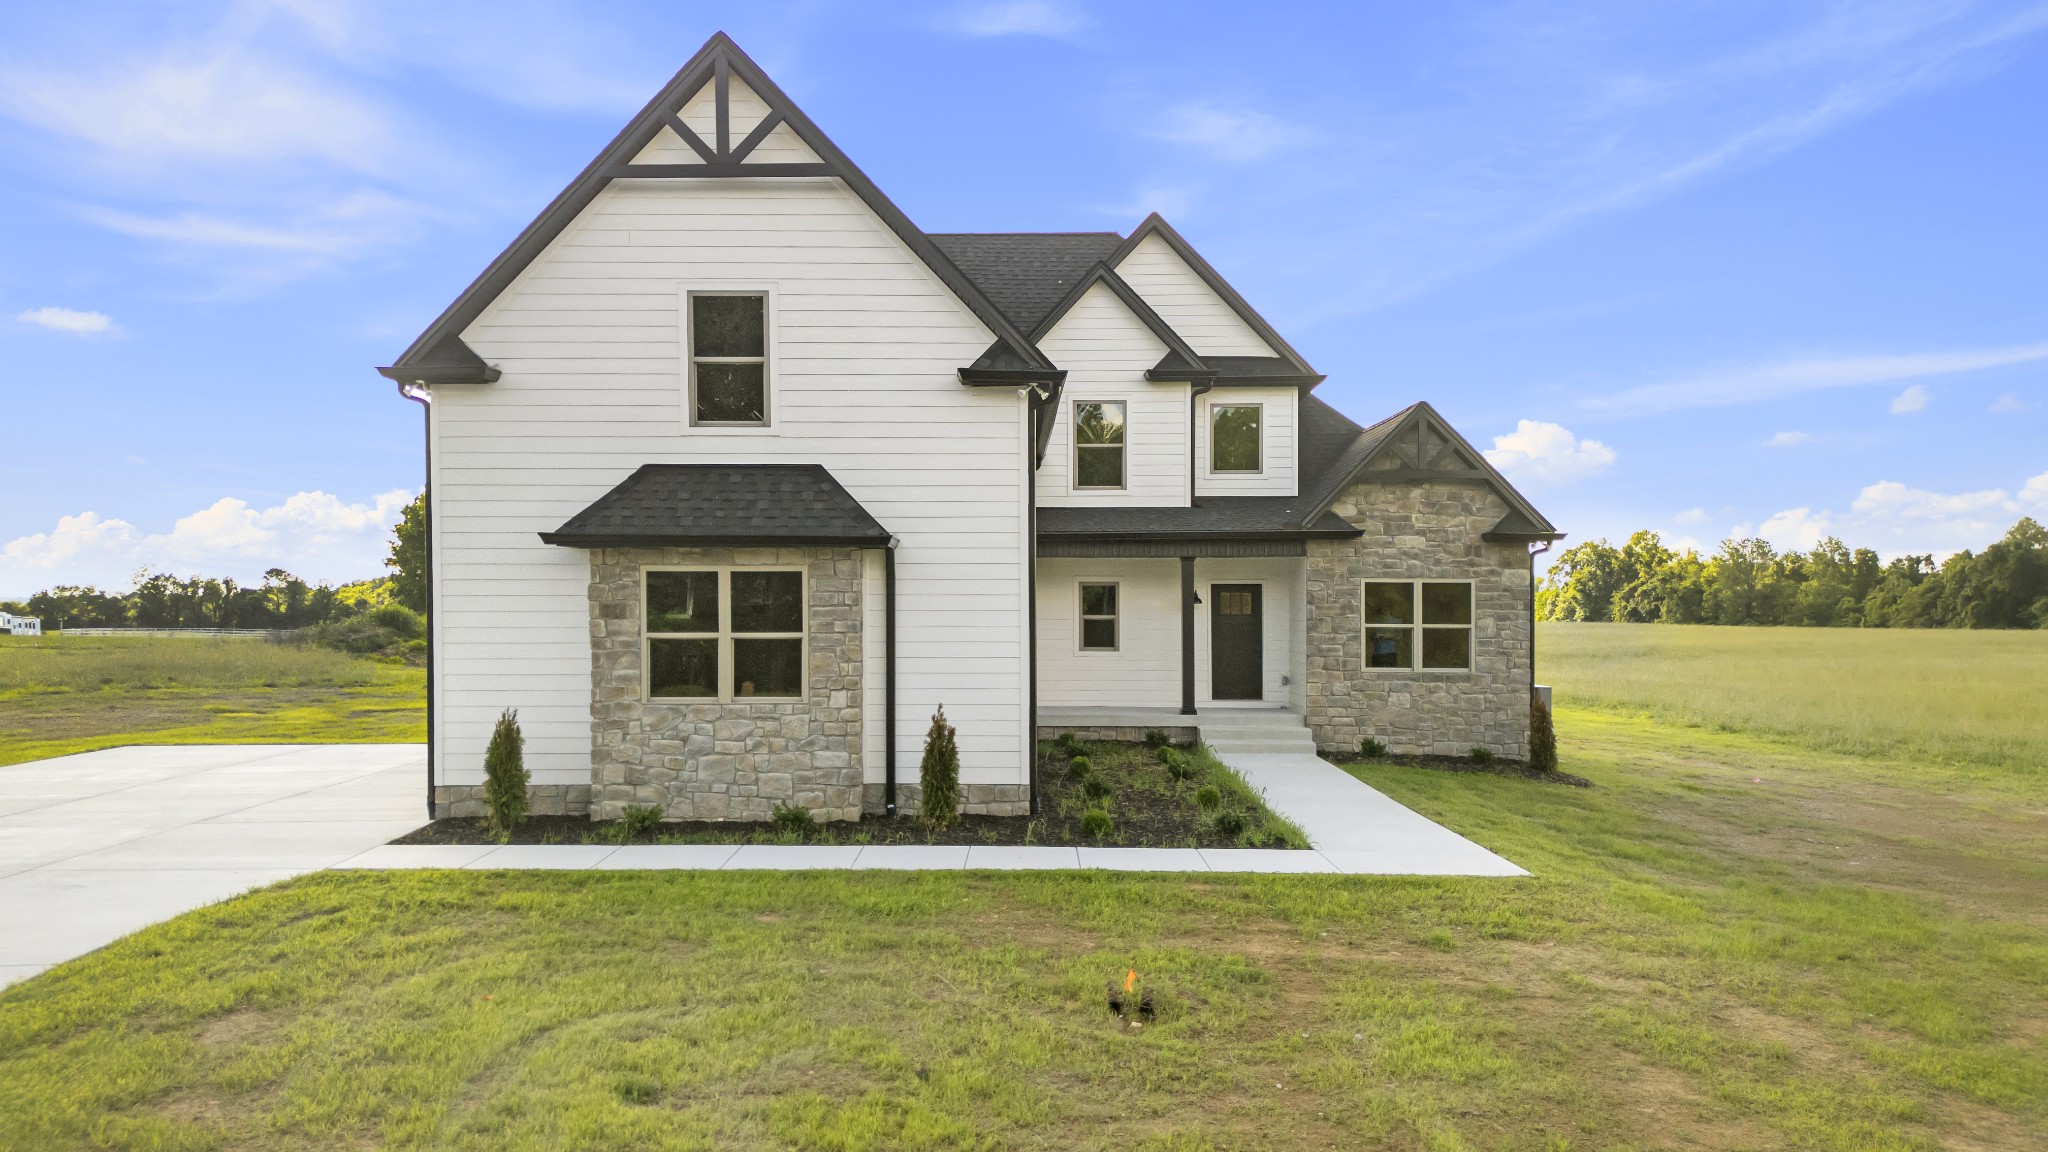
[0,744,425,989]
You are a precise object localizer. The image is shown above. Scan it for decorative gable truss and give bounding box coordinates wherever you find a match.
[379,33,1055,389]
[1303,402,1564,544]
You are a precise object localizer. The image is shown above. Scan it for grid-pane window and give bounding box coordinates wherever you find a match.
[646,569,804,700]
[1211,404,1262,473]
[1360,581,1473,670]
[1073,401,1126,489]
[691,294,767,424]
[1079,583,1118,651]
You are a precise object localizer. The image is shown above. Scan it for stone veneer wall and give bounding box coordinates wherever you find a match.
[1305,481,1532,759]
[588,546,864,822]
[434,783,589,818]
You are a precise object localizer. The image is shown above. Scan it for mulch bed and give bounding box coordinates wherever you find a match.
[392,740,1304,849]
[1331,752,1593,788]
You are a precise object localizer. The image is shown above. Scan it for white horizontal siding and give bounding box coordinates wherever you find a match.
[1195,386,1298,497]
[1113,233,1275,358]
[433,177,1028,794]
[1033,283,1190,508]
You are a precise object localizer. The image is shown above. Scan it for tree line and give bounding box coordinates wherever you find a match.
[1538,516,2048,628]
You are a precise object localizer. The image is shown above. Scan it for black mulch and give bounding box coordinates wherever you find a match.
[391,741,1306,849]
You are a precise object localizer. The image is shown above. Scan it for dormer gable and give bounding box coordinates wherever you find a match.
[1108,214,1316,374]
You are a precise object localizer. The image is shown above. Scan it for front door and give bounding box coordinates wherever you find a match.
[1210,584,1263,700]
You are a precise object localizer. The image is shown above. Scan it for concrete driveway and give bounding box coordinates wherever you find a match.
[0,744,423,989]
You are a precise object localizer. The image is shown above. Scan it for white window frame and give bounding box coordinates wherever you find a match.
[1071,399,1127,491]
[686,290,772,429]
[1076,580,1120,653]
[1208,401,1264,475]
[643,566,807,702]
[1358,579,1475,672]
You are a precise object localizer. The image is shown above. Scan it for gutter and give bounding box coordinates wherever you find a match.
[1025,383,1052,816]
[1187,381,1214,508]
[1527,539,1555,713]
[396,381,436,820]
[885,537,898,817]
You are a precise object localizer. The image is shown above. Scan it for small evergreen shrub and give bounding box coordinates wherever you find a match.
[1143,729,1171,749]
[919,705,961,827]
[1468,746,1495,766]
[482,708,528,838]
[1054,732,1083,757]
[1209,809,1247,838]
[1080,808,1114,839]
[1193,784,1222,812]
[1162,749,1197,781]
[1081,775,1113,801]
[1359,737,1388,759]
[1529,692,1558,773]
[771,803,816,833]
[620,804,662,839]
[1066,755,1093,779]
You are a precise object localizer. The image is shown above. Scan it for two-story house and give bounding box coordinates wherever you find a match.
[379,33,1561,824]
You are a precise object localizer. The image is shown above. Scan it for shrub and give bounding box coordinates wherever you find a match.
[482,708,528,838]
[1193,784,1222,812]
[1359,736,1388,760]
[621,804,662,839]
[771,803,815,833]
[1054,732,1083,756]
[1080,808,1114,839]
[367,603,425,639]
[1143,729,1171,749]
[1161,748,1197,781]
[919,705,960,827]
[1468,746,1495,766]
[1209,808,1247,838]
[1066,756,1093,781]
[1081,775,1113,801]
[1529,691,1558,773]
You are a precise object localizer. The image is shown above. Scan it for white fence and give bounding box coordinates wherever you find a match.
[56,627,300,638]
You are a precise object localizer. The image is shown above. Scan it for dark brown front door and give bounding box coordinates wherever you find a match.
[1210,584,1262,700]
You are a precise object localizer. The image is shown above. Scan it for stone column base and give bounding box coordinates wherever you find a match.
[433,784,591,819]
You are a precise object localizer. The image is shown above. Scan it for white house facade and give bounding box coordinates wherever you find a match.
[380,34,1562,823]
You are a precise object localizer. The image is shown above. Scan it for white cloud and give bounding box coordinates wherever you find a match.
[1672,507,1710,526]
[1890,383,1930,414]
[1483,420,1617,485]
[15,306,114,335]
[0,490,413,594]
[1764,430,1811,447]
[1585,340,2048,417]
[1990,392,2038,413]
[1149,103,1314,163]
[945,1,1091,37]
[1756,507,1833,551]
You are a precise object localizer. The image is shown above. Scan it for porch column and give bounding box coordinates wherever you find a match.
[1180,556,1196,715]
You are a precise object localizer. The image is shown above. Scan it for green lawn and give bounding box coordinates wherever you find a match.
[0,626,2042,1149]
[0,634,423,766]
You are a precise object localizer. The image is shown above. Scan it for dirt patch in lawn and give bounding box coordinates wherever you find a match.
[1330,750,1592,787]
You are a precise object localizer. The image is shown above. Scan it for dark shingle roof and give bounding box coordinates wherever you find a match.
[929,233,1126,336]
[540,465,889,548]
[1037,499,1358,541]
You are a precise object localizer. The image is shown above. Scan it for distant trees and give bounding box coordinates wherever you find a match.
[21,569,366,631]
[1540,517,2048,629]
[387,493,428,613]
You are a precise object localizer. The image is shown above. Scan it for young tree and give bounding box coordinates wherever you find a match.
[1528,691,1558,773]
[483,708,529,837]
[387,492,429,614]
[918,704,960,827]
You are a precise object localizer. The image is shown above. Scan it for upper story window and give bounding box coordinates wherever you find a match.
[645,568,805,701]
[690,293,767,425]
[1073,401,1126,490]
[1211,404,1262,473]
[1361,580,1473,671]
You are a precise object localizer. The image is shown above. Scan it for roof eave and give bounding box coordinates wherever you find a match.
[540,532,891,549]
[958,366,1068,386]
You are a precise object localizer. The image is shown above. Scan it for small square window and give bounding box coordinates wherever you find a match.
[1079,582,1118,650]
[691,294,767,425]
[1211,404,1261,473]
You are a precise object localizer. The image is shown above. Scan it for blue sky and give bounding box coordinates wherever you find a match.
[3,0,2046,596]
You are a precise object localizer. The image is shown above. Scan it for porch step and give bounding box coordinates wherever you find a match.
[1197,712,1318,756]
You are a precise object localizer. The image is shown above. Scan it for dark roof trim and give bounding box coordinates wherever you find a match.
[544,533,887,548]
[377,331,500,386]
[1108,213,1316,376]
[1481,508,1567,544]
[1038,525,1361,542]
[1038,538,1309,558]
[540,463,890,549]
[386,32,1053,376]
[958,367,1068,386]
[1026,264,1210,377]
[1302,401,1557,536]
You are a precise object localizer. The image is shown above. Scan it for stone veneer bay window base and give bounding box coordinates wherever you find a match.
[1305,480,1534,761]
[588,546,866,824]
[434,784,590,818]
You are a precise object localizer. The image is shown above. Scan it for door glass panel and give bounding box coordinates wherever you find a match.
[646,571,718,632]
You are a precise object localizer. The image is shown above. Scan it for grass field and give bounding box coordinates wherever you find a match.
[0,625,2042,1149]
[0,634,423,766]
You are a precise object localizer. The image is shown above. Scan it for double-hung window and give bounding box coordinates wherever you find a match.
[645,569,805,700]
[690,293,768,425]
[1078,582,1119,651]
[1361,581,1473,671]
[1073,401,1126,489]
[1210,403,1262,473]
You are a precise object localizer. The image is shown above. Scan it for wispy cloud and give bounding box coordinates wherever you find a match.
[1722,465,2048,559]
[1148,103,1314,163]
[1889,383,1931,414]
[1483,420,1616,485]
[1583,340,2048,418]
[1673,507,1711,526]
[1764,430,1812,447]
[1989,391,2037,413]
[15,307,115,335]
[944,1,1091,38]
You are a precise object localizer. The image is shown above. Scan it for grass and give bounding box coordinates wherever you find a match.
[0,634,422,766]
[0,625,2043,1148]
[1538,622,2048,785]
